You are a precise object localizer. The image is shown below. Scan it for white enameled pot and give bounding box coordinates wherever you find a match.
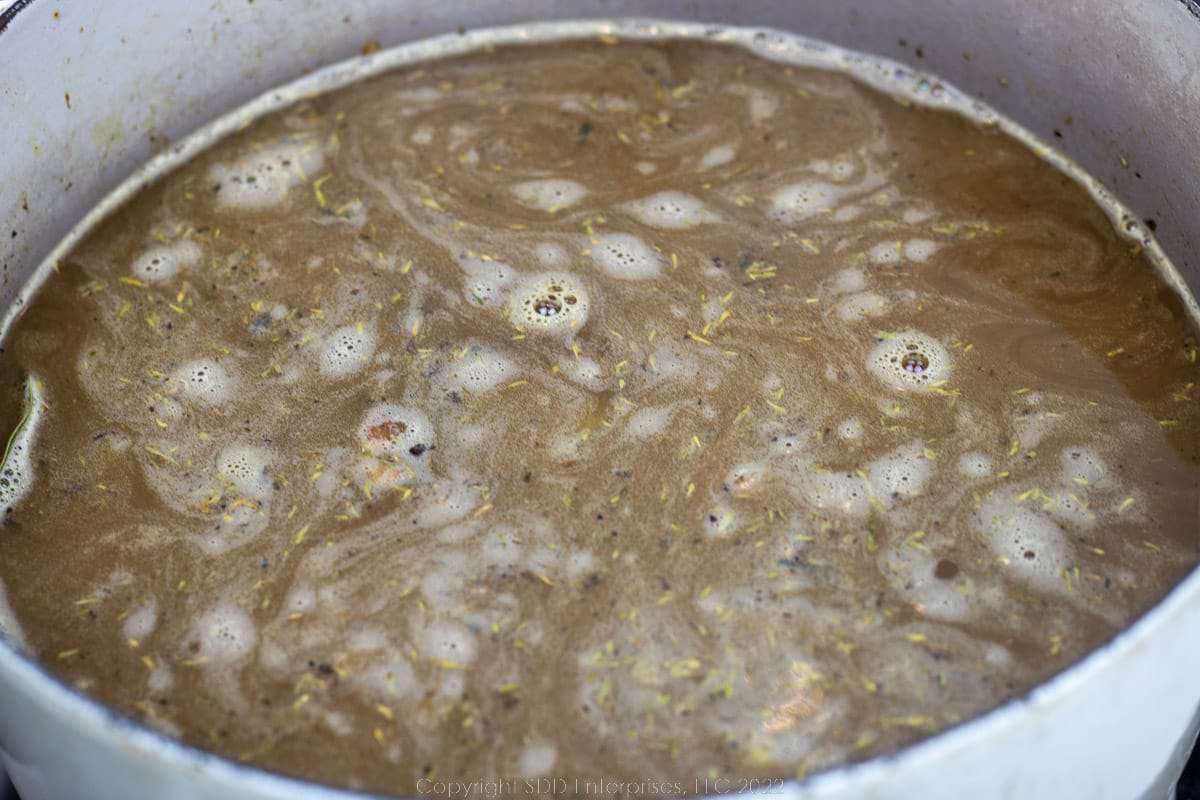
[1,3,1199,799]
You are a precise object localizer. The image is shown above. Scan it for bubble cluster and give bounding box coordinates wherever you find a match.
[131,240,201,284]
[957,452,994,478]
[458,254,516,307]
[442,345,519,393]
[510,179,589,211]
[208,139,326,210]
[867,241,903,266]
[1060,447,1107,487]
[769,180,844,222]
[867,331,951,389]
[977,495,1073,593]
[867,441,932,506]
[802,471,870,518]
[836,419,863,440]
[618,191,721,229]
[508,273,590,332]
[187,603,257,664]
[320,323,377,378]
[216,445,273,501]
[172,358,232,406]
[586,233,663,280]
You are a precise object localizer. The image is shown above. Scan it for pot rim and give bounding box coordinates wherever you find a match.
[1,11,1199,799]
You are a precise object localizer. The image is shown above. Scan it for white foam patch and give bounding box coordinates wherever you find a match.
[633,161,657,175]
[1060,447,1107,488]
[1012,417,1057,456]
[0,377,45,514]
[646,344,695,385]
[559,356,606,392]
[769,180,849,223]
[459,254,516,307]
[320,323,376,378]
[626,406,673,440]
[904,239,939,262]
[587,233,663,280]
[867,331,952,390]
[830,268,867,295]
[977,494,1073,593]
[511,179,589,212]
[868,441,932,505]
[802,470,869,518]
[423,621,477,664]
[837,292,890,320]
[881,546,973,622]
[0,578,27,649]
[727,84,779,122]
[172,358,232,407]
[283,586,317,614]
[868,241,903,266]
[409,481,481,527]
[356,657,419,700]
[565,551,598,583]
[132,240,201,284]
[837,419,863,441]
[209,139,325,210]
[216,445,273,501]
[958,452,994,478]
[122,599,159,641]
[829,158,858,181]
[618,191,721,229]
[1047,488,1098,528]
[518,742,558,779]
[189,603,257,664]
[698,143,736,171]
[508,273,590,333]
[443,345,519,393]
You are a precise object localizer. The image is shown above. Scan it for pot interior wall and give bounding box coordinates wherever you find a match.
[2,0,1199,308]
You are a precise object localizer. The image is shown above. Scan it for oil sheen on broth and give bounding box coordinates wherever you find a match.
[1,28,1199,795]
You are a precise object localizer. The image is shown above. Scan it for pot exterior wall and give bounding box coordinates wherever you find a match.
[1,3,1198,799]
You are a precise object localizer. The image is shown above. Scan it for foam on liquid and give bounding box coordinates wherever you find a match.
[0,21,1197,797]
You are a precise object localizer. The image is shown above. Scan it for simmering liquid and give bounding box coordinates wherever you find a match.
[0,25,1198,795]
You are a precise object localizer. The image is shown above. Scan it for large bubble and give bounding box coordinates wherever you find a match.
[507,273,590,333]
[867,330,951,390]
